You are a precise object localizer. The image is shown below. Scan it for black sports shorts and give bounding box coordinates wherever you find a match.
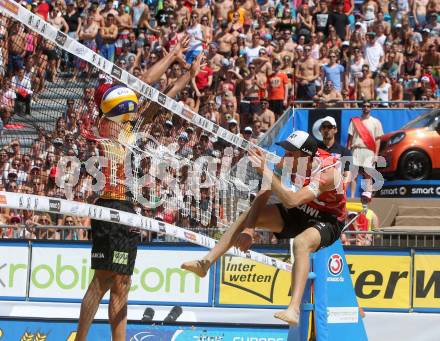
[274,204,343,249]
[91,198,140,275]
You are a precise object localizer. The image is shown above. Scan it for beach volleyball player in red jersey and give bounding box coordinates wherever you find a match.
[182,130,347,326]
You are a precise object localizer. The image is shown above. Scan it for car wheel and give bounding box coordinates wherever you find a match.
[398,150,431,180]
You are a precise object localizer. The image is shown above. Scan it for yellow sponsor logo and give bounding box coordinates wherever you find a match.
[218,255,291,306]
[412,254,440,309]
[346,254,411,309]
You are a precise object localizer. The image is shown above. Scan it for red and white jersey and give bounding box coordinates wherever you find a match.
[302,148,347,222]
[268,148,347,222]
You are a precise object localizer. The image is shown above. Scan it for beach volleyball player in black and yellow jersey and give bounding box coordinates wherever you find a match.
[75,40,204,340]
[75,83,142,341]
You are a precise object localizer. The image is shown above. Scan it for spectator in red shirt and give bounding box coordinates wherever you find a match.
[36,0,49,20]
[194,64,213,96]
[267,59,289,118]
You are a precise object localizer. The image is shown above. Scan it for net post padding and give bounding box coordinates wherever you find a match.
[0,191,292,272]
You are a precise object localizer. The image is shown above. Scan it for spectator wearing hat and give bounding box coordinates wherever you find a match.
[176,132,193,158]
[364,32,384,77]
[412,73,436,101]
[5,158,27,186]
[350,11,367,35]
[420,28,434,51]
[295,45,320,102]
[199,133,214,156]
[268,59,289,117]
[227,118,239,134]
[242,126,256,143]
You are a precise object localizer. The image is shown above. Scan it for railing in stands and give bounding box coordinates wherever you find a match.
[293,100,440,107]
[2,225,440,248]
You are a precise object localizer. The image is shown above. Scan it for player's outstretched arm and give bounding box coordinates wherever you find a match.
[141,35,190,85]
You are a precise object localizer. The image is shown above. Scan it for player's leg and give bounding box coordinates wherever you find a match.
[274,227,321,325]
[181,192,283,277]
[75,270,114,341]
[108,274,131,341]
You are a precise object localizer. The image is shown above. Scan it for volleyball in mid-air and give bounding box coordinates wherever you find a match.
[100,85,138,122]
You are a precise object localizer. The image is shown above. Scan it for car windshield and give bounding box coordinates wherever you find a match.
[402,110,440,129]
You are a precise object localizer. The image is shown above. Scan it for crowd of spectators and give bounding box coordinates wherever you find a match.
[0,0,439,242]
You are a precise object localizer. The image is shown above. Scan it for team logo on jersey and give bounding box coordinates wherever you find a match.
[328,254,343,276]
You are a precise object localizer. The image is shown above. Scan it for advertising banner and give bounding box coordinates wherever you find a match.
[345,251,411,310]
[216,249,412,311]
[28,244,212,305]
[412,252,440,311]
[375,180,440,198]
[216,254,291,308]
[0,242,29,300]
[0,319,289,341]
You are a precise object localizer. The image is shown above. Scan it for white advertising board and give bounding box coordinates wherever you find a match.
[29,245,212,305]
[0,243,29,299]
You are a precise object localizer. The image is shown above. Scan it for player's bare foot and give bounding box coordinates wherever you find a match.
[181,259,211,278]
[274,308,300,326]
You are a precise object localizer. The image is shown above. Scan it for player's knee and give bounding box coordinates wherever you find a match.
[292,234,319,253]
[111,275,131,296]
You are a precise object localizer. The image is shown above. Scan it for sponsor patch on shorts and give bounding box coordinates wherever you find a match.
[113,251,128,265]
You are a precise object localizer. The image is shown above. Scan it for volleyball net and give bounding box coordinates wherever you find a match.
[0,3,285,239]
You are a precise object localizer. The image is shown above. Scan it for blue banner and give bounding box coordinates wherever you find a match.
[294,108,428,146]
[0,319,289,341]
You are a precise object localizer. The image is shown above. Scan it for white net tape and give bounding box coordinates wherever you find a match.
[0,191,292,272]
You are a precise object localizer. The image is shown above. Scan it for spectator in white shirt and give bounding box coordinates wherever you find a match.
[363,32,384,76]
[12,67,33,116]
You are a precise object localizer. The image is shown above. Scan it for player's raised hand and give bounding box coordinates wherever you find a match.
[190,53,206,78]
[173,35,190,57]
[248,148,266,174]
